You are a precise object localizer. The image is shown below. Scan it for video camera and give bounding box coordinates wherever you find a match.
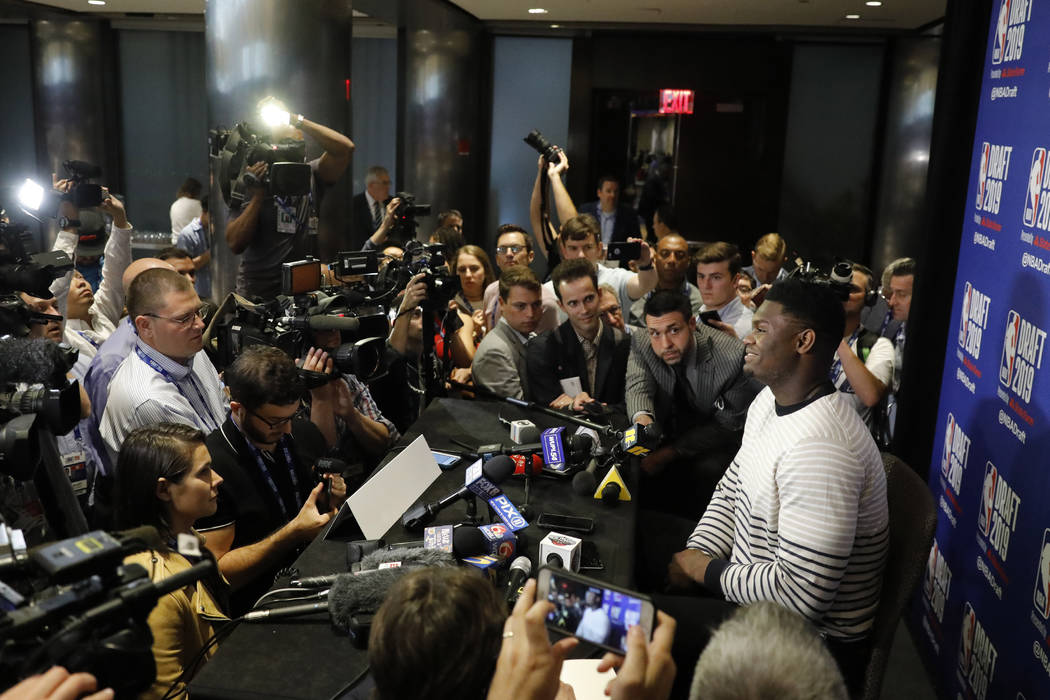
[16,161,107,226]
[210,121,312,209]
[379,240,460,311]
[389,191,432,240]
[0,526,212,696]
[0,219,74,305]
[786,258,854,302]
[205,257,390,380]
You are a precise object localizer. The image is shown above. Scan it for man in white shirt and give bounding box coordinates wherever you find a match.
[695,242,753,339]
[101,268,228,457]
[830,263,894,436]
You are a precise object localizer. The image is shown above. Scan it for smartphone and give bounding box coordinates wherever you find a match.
[431,450,462,470]
[536,567,655,655]
[606,241,642,262]
[698,310,721,327]
[580,540,604,571]
[537,512,595,534]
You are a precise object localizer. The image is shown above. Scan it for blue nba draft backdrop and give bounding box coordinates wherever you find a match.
[912,0,1050,697]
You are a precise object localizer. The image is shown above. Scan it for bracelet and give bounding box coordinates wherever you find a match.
[638,262,654,271]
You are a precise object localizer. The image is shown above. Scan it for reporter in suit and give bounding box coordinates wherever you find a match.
[351,165,391,248]
[472,266,544,400]
[578,175,643,245]
[526,259,630,420]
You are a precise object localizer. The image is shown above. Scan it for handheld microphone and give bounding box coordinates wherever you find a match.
[278,315,362,332]
[401,456,515,531]
[504,556,532,606]
[571,458,600,496]
[620,421,662,457]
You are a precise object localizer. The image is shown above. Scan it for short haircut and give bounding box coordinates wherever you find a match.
[690,602,848,700]
[695,241,743,276]
[225,344,304,411]
[200,194,209,213]
[495,224,532,253]
[655,204,679,231]
[365,166,390,185]
[437,209,462,224]
[113,423,206,535]
[598,283,618,299]
[369,567,505,700]
[764,278,845,358]
[596,175,619,190]
[430,226,466,254]
[157,246,193,262]
[850,262,876,293]
[560,214,600,246]
[550,258,598,301]
[127,267,194,321]
[644,288,692,322]
[498,265,541,301]
[882,257,916,289]
[176,177,202,199]
[754,233,787,261]
[454,244,497,289]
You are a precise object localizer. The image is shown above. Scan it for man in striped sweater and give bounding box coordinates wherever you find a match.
[664,277,889,696]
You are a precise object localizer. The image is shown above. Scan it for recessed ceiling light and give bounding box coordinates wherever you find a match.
[528,8,549,14]
[550,24,560,28]
[87,0,106,5]
[845,13,861,19]
[865,1,882,6]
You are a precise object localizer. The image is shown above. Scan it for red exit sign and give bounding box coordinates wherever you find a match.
[659,89,694,115]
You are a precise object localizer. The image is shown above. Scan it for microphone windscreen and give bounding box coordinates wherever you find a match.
[328,568,408,627]
[570,433,594,455]
[483,455,515,484]
[572,470,597,496]
[358,546,456,571]
[308,315,361,332]
[601,481,622,503]
[0,338,70,385]
[452,526,487,558]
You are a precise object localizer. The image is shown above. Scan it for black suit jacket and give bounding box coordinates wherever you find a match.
[526,321,630,412]
[579,201,642,243]
[351,192,383,249]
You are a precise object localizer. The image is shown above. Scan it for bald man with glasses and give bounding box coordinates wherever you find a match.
[100,268,228,457]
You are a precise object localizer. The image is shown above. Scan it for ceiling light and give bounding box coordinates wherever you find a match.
[865,1,882,6]
[845,13,861,19]
[87,0,106,5]
[528,8,549,14]
[550,24,560,28]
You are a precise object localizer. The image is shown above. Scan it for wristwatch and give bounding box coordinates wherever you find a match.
[638,261,654,271]
[294,113,305,128]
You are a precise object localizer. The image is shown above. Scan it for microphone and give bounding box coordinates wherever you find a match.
[291,546,455,588]
[279,315,362,332]
[571,458,600,497]
[401,456,516,531]
[504,556,532,606]
[0,338,78,385]
[619,421,662,457]
[243,601,328,622]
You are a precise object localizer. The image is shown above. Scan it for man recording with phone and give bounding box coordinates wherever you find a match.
[225,97,354,299]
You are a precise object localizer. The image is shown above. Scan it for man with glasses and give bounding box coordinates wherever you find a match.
[100,268,227,457]
[481,224,560,334]
[198,345,346,615]
[628,233,702,327]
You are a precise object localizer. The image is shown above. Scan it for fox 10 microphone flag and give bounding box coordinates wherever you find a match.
[912,1,1050,698]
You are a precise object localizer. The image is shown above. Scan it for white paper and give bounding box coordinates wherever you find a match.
[560,376,584,397]
[559,658,618,699]
[346,435,442,540]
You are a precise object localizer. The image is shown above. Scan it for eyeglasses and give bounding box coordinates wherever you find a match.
[496,245,525,255]
[248,402,307,429]
[144,306,205,327]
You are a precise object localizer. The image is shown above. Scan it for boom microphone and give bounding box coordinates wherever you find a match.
[279,315,362,332]
[291,546,455,588]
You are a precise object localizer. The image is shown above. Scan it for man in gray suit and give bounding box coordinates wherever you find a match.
[471,266,543,399]
[627,290,762,518]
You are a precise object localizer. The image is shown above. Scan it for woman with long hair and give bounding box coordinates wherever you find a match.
[113,423,229,700]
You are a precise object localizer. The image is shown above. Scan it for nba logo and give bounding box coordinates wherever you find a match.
[959,283,972,348]
[941,414,955,477]
[978,462,998,537]
[958,602,976,675]
[976,143,990,209]
[1033,529,1050,620]
[924,541,939,601]
[999,310,1021,388]
[1024,148,1046,227]
[993,0,1011,64]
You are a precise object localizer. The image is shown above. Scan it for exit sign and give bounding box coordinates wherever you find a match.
[659,89,694,115]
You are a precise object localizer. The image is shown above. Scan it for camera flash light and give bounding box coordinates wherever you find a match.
[18,179,44,212]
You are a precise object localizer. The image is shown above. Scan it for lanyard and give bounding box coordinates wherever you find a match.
[829,327,864,389]
[274,192,312,232]
[76,330,100,350]
[134,347,218,431]
[242,434,301,521]
[878,310,893,336]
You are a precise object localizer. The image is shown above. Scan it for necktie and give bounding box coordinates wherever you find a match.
[372,200,382,229]
[581,337,598,395]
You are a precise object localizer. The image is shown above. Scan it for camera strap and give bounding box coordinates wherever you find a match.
[134,346,220,431]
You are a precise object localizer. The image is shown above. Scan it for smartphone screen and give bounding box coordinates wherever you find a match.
[431,451,462,469]
[538,567,655,655]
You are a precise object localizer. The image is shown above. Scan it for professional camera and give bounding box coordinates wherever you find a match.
[524,129,563,165]
[379,240,461,312]
[0,219,74,304]
[390,191,432,240]
[210,121,312,208]
[205,258,389,380]
[16,161,106,225]
[0,526,211,696]
[787,258,854,302]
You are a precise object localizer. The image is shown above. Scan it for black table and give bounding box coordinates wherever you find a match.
[189,398,638,700]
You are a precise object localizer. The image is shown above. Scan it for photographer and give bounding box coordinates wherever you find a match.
[529,153,578,274]
[198,345,345,615]
[225,98,354,299]
[113,424,229,700]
